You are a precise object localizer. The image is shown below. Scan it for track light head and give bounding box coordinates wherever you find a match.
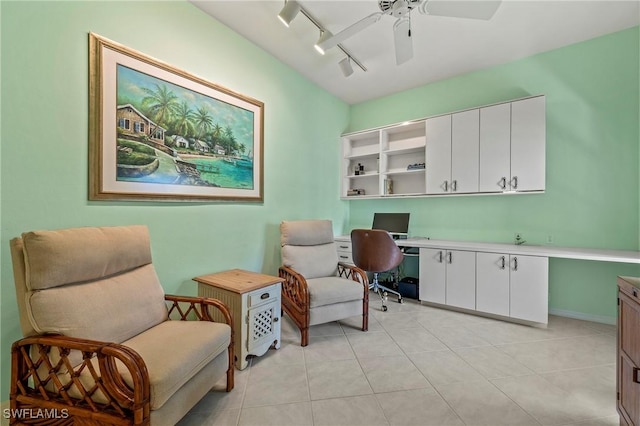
[278,0,300,27]
[314,30,334,55]
[338,57,354,77]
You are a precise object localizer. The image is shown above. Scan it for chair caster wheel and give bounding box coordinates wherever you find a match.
[398,298,404,304]
[383,291,388,301]
[382,305,388,312]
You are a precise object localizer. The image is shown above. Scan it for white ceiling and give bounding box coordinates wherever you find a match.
[191,0,639,104]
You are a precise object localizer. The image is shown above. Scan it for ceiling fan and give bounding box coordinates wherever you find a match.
[315,0,502,66]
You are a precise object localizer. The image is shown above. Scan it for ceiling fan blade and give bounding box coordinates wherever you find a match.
[393,17,413,65]
[316,12,383,53]
[420,0,501,20]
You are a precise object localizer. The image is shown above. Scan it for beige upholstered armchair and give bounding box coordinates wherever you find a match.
[278,220,369,346]
[9,225,234,426]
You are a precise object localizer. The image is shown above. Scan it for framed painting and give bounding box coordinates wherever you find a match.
[89,33,264,202]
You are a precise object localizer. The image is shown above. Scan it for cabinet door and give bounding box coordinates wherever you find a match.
[511,96,546,191]
[510,255,548,323]
[445,250,476,310]
[419,248,446,304]
[479,103,511,192]
[619,353,640,426]
[619,291,640,426]
[451,109,479,193]
[426,115,452,194]
[476,252,510,316]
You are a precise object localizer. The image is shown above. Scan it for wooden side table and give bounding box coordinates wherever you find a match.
[194,269,282,370]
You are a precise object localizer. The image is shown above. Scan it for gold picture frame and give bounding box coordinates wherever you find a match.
[89,33,264,202]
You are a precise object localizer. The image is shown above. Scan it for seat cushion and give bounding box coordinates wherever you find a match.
[307,277,364,308]
[121,320,231,410]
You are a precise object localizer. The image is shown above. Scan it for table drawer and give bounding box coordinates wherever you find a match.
[248,284,279,308]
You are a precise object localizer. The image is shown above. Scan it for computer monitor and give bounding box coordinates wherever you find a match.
[372,213,410,238]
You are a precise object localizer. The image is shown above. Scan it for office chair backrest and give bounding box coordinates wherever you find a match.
[351,229,404,273]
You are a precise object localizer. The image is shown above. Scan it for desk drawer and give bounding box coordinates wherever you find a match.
[248,284,279,308]
[337,251,353,264]
[336,240,352,252]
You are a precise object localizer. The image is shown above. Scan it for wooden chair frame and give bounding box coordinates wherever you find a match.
[9,295,234,426]
[279,262,369,346]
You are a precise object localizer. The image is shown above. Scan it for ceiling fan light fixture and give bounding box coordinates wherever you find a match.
[338,57,354,77]
[314,30,334,55]
[277,0,300,28]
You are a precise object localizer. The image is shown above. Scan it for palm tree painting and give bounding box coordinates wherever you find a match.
[115,64,256,190]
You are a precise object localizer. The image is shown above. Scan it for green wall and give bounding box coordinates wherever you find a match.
[0,1,348,399]
[1,0,638,403]
[345,26,640,321]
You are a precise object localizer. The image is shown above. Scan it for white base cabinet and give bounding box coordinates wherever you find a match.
[476,253,548,323]
[509,255,549,323]
[420,248,549,324]
[419,249,476,310]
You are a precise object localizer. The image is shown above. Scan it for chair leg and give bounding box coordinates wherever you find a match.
[301,326,309,347]
[377,284,403,304]
[369,272,389,312]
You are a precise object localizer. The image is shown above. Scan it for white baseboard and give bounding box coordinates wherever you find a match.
[549,308,616,325]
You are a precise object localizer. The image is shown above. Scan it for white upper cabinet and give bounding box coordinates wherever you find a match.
[479,96,546,193]
[511,96,546,191]
[425,115,452,194]
[479,103,511,192]
[341,95,545,199]
[451,109,480,194]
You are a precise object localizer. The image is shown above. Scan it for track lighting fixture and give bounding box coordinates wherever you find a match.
[277,0,300,28]
[314,30,333,55]
[277,0,367,76]
[338,57,354,77]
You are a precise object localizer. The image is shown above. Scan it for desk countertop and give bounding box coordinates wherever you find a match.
[335,235,640,264]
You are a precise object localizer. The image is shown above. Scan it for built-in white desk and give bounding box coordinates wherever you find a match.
[391,237,640,264]
[335,236,640,325]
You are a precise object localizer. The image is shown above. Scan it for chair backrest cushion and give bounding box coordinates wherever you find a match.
[22,225,153,290]
[281,220,338,279]
[12,225,167,342]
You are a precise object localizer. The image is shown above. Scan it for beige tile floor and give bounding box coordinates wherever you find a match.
[177,296,619,426]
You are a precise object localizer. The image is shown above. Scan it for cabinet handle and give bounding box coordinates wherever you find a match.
[513,257,518,271]
[260,292,270,300]
[438,251,443,263]
[447,251,453,264]
[452,180,458,192]
[511,176,518,189]
[339,245,349,249]
[633,289,638,298]
[274,316,280,322]
[500,256,506,270]
[443,180,449,192]
[500,177,507,190]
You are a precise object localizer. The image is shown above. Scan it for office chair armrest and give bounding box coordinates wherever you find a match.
[338,262,369,289]
[279,266,310,313]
